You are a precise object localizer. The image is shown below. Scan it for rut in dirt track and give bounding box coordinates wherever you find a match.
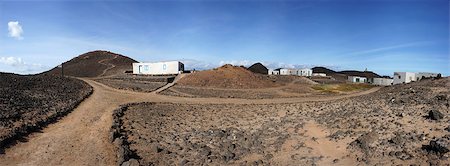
[0,78,380,165]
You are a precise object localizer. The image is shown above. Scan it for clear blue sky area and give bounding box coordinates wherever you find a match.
[0,0,448,76]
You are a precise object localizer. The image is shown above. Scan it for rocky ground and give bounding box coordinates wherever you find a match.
[114,77,449,165]
[0,73,92,151]
[95,75,171,92]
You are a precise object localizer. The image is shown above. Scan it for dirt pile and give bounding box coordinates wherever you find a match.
[247,63,268,74]
[0,73,92,150]
[178,64,280,89]
[45,50,137,77]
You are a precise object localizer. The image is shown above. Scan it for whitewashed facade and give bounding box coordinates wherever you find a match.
[393,72,416,85]
[372,78,393,86]
[133,61,184,75]
[298,68,313,76]
[348,76,367,83]
[312,73,326,77]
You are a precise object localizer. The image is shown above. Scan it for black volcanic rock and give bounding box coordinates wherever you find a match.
[247,63,268,75]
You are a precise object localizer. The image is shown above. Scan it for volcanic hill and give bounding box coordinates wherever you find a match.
[177,64,280,89]
[247,62,268,74]
[46,50,137,77]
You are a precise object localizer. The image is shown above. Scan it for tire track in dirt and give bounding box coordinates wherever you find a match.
[0,78,380,165]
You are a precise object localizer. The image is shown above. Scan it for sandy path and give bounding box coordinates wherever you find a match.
[0,79,380,165]
[98,54,118,77]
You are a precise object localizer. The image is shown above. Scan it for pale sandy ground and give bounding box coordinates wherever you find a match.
[0,77,381,166]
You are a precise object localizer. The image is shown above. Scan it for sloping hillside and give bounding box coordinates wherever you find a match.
[312,67,382,81]
[178,64,280,89]
[45,50,137,77]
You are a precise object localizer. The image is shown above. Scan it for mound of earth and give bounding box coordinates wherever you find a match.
[0,72,92,149]
[45,50,137,77]
[247,63,268,74]
[177,64,280,89]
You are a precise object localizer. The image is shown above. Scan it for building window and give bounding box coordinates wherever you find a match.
[356,78,360,82]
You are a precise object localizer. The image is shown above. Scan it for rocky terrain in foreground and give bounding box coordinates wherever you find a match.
[95,75,170,92]
[112,77,449,166]
[0,73,92,151]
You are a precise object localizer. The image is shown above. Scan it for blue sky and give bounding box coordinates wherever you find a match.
[0,0,448,76]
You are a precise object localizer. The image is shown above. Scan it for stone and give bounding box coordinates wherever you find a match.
[121,159,139,166]
[428,110,444,120]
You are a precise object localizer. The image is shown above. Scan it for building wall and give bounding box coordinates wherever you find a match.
[393,72,416,85]
[133,61,183,75]
[312,73,326,77]
[348,76,367,83]
[373,78,393,86]
[298,69,312,76]
[280,69,297,75]
[416,72,439,81]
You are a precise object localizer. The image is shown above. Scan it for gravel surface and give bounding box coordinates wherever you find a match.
[0,73,92,150]
[115,77,449,165]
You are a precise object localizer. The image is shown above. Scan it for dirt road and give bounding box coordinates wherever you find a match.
[0,78,380,165]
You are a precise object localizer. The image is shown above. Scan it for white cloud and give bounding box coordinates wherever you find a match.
[0,56,48,74]
[0,57,24,66]
[8,21,24,40]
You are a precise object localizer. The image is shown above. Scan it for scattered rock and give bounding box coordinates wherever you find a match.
[424,136,449,154]
[427,110,444,120]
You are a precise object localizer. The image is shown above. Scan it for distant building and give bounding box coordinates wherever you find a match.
[312,73,327,77]
[132,61,184,75]
[416,72,439,81]
[298,68,313,77]
[372,78,393,86]
[280,68,298,75]
[348,76,367,83]
[393,72,416,85]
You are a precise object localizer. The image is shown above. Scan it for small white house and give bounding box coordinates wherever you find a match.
[132,61,184,75]
[372,78,393,86]
[280,68,298,75]
[348,76,367,83]
[393,72,416,85]
[312,73,327,77]
[416,72,439,81]
[298,68,313,77]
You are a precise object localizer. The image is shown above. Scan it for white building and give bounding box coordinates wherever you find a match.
[372,78,393,86]
[132,61,184,75]
[312,73,327,77]
[348,76,367,83]
[280,68,298,75]
[298,68,313,77]
[416,72,439,81]
[393,72,416,85]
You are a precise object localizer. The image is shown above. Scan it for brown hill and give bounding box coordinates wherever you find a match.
[45,50,137,77]
[312,67,347,82]
[247,63,268,74]
[177,64,280,89]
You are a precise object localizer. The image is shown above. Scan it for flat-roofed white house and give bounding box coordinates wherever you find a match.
[393,72,416,85]
[348,76,367,83]
[312,73,327,77]
[372,78,393,86]
[416,72,439,81]
[298,68,313,76]
[280,68,298,75]
[132,61,184,75]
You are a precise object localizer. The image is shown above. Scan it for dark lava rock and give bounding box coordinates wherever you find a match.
[247,63,268,75]
[425,137,449,154]
[427,110,444,120]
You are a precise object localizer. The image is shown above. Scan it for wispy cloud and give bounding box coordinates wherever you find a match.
[0,56,48,74]
[346,41,433,56]
[8,21,24,40]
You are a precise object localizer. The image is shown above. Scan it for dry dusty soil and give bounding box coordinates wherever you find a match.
[114,78,449,166]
